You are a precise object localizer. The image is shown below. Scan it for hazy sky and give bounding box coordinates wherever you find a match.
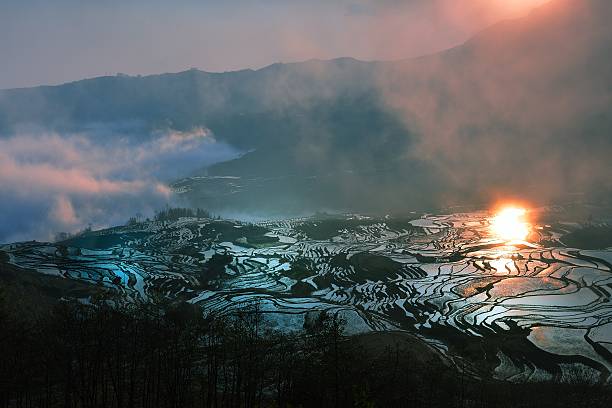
[0,0,550,89]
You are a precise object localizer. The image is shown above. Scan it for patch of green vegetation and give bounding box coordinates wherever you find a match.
[329,252,350,269]
[200,253,233,282]
[291,281,316,296]
[173,246,205,260]
[384,217,419,233]
[349,252,402,283]
[313,274,334,289]
[232,234,280,248]
[285,258,316,280]
[246,234,279,245]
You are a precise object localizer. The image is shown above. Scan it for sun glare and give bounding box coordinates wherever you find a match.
[490,207,530,241]
[495,0,551,15]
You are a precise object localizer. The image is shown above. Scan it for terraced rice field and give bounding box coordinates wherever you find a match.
[2,209,611,382]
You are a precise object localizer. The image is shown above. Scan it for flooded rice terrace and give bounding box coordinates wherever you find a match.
[2,206,611,382]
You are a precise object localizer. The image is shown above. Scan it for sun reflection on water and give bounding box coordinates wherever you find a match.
[490,206,530,242]
[490,258,512,273]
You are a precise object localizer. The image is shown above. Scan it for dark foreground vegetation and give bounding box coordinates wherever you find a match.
[1,288,611,408]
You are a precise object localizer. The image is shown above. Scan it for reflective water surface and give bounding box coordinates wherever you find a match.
[2,208,611,382]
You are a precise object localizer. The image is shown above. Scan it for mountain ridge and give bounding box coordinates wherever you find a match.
[0,0,610,213]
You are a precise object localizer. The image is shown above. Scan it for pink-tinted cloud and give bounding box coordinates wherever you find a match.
[50,195,78,226]
[0,128,240,242]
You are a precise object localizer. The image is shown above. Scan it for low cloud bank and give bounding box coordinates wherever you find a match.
[0,127,240,243]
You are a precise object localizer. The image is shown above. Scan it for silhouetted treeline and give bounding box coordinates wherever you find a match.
[153,207,212,223]
[0,294,610,408]
[126,207,214,226]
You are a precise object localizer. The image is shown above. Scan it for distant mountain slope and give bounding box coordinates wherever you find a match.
[1,0,610,213]
[0,58,383,146]
[379,0,612,200]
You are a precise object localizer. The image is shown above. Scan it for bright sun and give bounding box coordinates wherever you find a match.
[490,207,530,241]
[495,0,551,15]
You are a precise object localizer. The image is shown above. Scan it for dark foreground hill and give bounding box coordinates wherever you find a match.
[1,254,611,407]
